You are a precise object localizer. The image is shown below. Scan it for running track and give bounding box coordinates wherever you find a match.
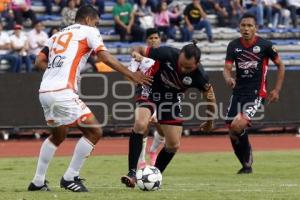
[1,134,300,157]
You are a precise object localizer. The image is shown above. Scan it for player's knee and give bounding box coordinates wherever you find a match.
[230,119,246,133]
[89,128,102,143]
[49,136,65,146]
[134,119,149,134]
[165,143,180,153]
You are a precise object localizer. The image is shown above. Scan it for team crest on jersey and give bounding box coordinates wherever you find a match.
[253,46,261,53]
[182,76,192,85]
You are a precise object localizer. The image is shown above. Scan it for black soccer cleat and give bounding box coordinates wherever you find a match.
[121,169,136,188]
[28,180,51,191]
[237,167,253,174]
[60,176,88,192]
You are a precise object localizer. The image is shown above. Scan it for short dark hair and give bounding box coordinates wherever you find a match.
[75,5,99,22]
[146,28,160,39]
[180,40,201,63]
[240,13,257,24]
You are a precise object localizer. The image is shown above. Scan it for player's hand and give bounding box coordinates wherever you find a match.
[199,120,214,132]
[149,115,158,124]
[131,71,153,86]
[225,77,236,89]
[267,89,279,104]
[132,51,143,62]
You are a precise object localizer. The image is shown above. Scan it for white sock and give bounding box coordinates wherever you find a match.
[150,131,165,153]
[32,138,57,186]
[63,137,94,181]
[138,137,148,163]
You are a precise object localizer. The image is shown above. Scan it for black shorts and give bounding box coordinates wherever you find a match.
[225,95,264,126]
[136,97,184,126]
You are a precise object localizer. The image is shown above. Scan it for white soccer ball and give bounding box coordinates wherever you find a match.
[136,166,162,191]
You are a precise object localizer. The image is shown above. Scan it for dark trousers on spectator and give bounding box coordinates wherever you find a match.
[288,6,300,28]
[115,24,145,42]
[157,26,176,40]
[15,54,33,72]
[0,53,19,72]
[181,20,213,42]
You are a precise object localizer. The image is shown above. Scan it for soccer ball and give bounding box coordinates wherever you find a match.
[136,166,162,191]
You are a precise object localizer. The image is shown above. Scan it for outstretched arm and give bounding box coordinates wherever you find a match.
[97,50,152,86]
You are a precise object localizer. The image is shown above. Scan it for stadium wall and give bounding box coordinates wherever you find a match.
[0,71,299,128]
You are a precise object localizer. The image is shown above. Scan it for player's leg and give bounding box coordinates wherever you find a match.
[29,92,69,191]
[154,124,182,173]
[228,96,263,174]
[121,106,152,188]
[138,136,148,169]
[28,126,68,191]
[229,113,253,174]
[61,113,102,192]
[149,123,165,166]
[226,95,249,172]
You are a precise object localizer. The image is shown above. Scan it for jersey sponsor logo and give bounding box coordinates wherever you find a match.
[238,61,258,70]
[253,46,261,53]
[238,61,258,78]
[182,76,192,85]
[235,48,243,53]
[48,55,66,69]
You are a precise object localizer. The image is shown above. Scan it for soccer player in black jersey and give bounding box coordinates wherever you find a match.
[223,13,285,174]
[121,41,216,188]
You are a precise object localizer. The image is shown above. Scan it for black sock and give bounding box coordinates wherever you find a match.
[154,147,176,173]
[128,130,144,171]
[230,130,252,168]
[239,131,253,167]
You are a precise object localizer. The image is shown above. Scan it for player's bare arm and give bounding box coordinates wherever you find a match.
[199,85,216,132]
[97,50,152,86]
[268,57,285,103]
[35,50,48,71]
[223,62,236,88]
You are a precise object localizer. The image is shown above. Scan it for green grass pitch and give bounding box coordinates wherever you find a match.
[1,151,300,200]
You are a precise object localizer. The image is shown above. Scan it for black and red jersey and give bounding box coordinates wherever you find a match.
[137,46,210,102]
[225,36,279,97]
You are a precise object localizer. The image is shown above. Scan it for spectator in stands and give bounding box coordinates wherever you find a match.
[84,0,105,16]
[42,0,66,15]
[48,26,60,37]
[0,22,18,72]
[264,0,282,28]
[133,0,154,30]
[27,21,48,62]
[243,0,264,28]
[154,1,181,41]
[133,0,159,12]
[0,0,15,30]
[61,0,78,27]
[287,0,300,28]
[9,0,37,26]
[213,0,242,27]
[10,24,32,72]
[113,0,145,42]
[181,0,214,43]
